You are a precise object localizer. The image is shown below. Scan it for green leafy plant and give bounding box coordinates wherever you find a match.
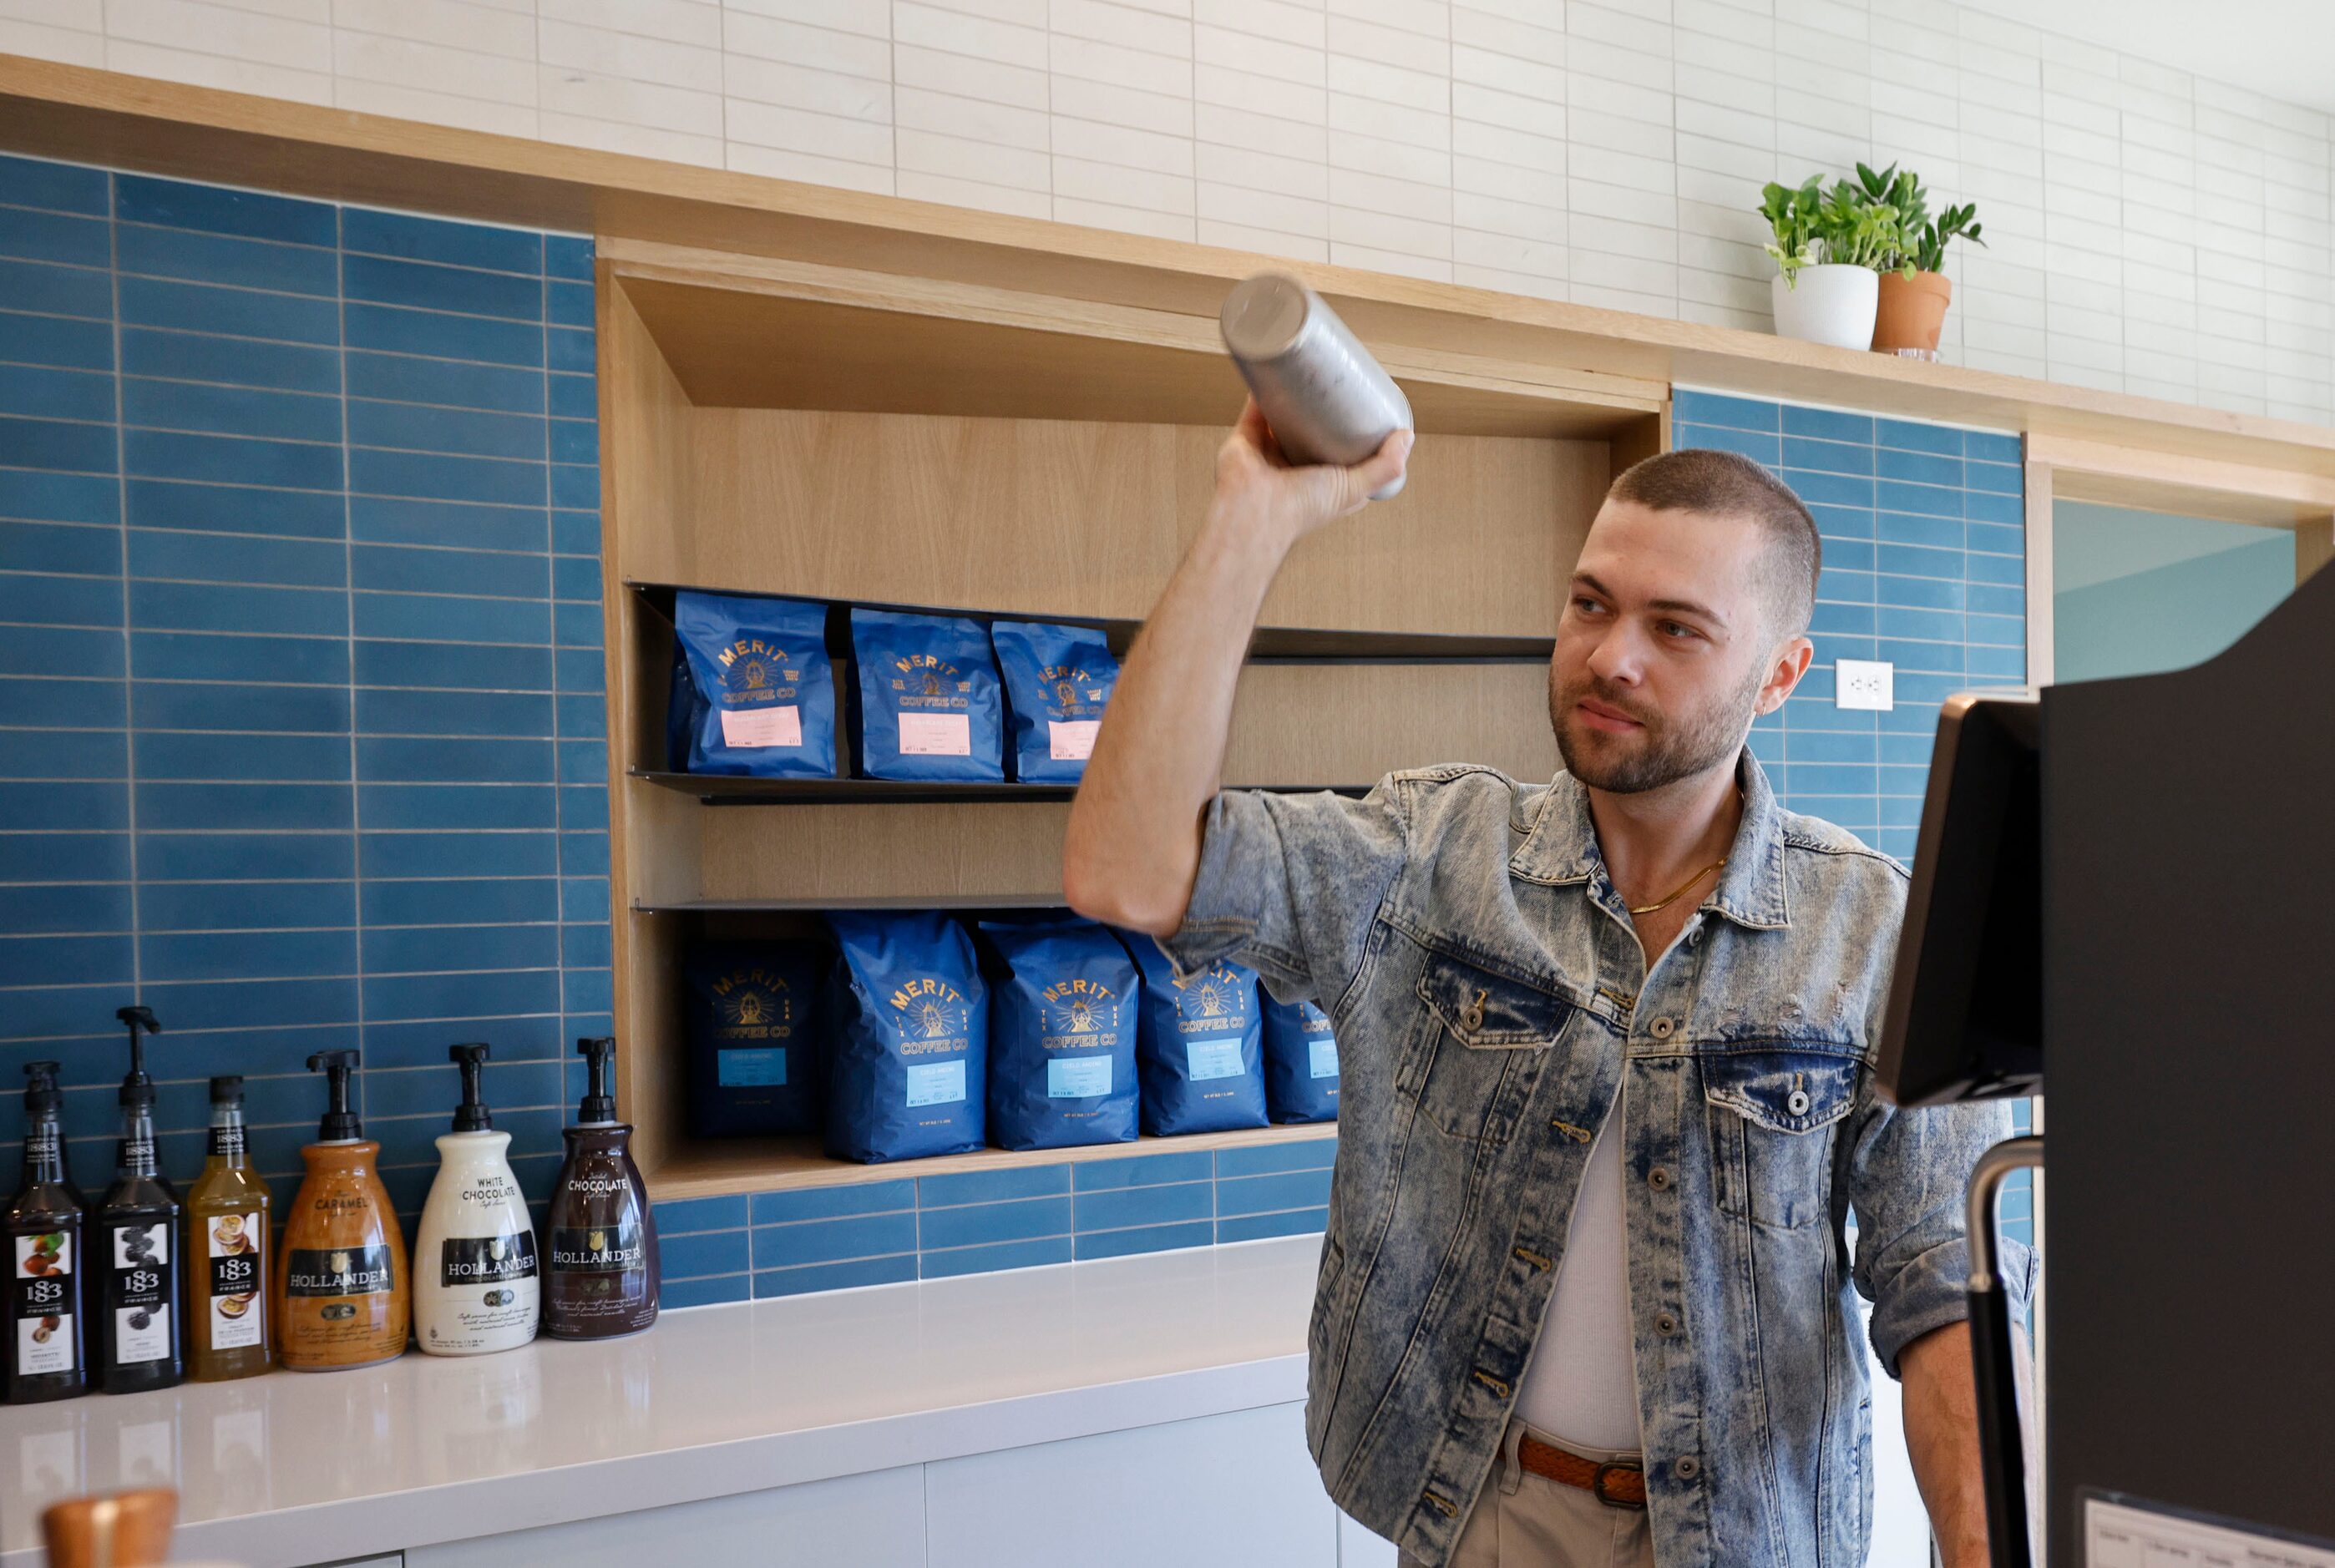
[1853,159,1984,275]
[1760,169,1912,287]
[1760,176,1826,286]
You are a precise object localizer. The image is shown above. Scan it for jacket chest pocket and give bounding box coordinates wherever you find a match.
[1703,1048,1860,1229]
[1402,948,1572,1144]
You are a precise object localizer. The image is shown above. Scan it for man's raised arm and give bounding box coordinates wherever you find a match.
[1061,400,1410,938]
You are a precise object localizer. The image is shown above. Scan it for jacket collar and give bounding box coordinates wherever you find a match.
[1508,747,1791,931]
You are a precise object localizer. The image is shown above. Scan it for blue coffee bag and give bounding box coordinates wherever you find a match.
[1119,933,1269,1136]
[979,918,1139,1151]
[684,943,823,1137]
[849,609,1005,782]
[991,620,1118,783]
[1263,996,1340,1124]
[826,911,987,1161]
[670,592,838,778]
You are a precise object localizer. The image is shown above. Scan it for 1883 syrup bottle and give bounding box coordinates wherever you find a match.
[4,1062,87,1404]
[93,1006,183,1394]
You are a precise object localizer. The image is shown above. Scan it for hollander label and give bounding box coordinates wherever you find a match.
[440,1232,539,1288]
[205,1211,265,1351]
[285,1244,393,1297]
[12,1233,76,1377]
[550,1222,644,1276]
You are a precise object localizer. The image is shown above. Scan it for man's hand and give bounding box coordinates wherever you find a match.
[1212,397,1413,551]
[1060,400,1409,937]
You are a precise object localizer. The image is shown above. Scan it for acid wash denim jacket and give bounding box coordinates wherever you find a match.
[1158,748,2035,1568]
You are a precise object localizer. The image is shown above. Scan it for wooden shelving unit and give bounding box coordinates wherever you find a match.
[598,235,1659,1197]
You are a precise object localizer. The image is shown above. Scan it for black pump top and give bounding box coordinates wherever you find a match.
[307,1050,362,1141]
[115,1004,160,1106]
[210,1075,244,1105]
[448,1043,493,1132]
[22,1060,61,1115]
[576,1036,618,1125]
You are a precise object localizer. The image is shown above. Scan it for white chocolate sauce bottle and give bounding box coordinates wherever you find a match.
[413,1043,539,1357]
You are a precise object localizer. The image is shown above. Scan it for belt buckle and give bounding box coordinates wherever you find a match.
[1591,1459,1646,1511]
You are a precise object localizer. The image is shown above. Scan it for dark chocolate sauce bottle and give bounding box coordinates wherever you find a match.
[544,1038,659,1339]
[94,1005,183,1394]
[4,1061,88,1404]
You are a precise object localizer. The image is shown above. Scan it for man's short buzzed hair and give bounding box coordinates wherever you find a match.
[1608,448,1821,640]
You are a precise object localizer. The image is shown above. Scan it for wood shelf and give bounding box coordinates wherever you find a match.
[633,893,1071,914]
[629,770,1371,806]
[630,579,1556,664]
[643,1121,1339,1201]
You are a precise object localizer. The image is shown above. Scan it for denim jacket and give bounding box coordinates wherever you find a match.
[1160,750,2034,1567]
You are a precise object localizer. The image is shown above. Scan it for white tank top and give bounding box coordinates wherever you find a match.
[1515,1093,1644,1450]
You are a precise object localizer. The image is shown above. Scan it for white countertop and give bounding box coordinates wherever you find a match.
[1,1236,1319,1566]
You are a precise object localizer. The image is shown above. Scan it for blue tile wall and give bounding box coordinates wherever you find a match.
[0,152,603,1222]
[653,1136,1337,1308]
[1672,387,2033,1246]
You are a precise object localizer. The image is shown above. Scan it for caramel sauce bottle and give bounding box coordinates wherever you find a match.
[4,1062,87,1404]
[186,1076,271,1381]
[276,1051,409,1371]
[544,1038,659,1340]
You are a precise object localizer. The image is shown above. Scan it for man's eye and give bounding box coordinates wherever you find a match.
[1660,621,1696,639]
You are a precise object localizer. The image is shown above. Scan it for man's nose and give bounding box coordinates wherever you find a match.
[1586,625,1647,685]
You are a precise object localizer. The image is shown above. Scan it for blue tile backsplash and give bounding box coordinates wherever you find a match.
[0,154,2031,1308]
[0,152,605,1218]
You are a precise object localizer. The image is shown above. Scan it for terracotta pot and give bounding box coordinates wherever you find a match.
[1873,269,1953,352]
[1770,265,1879,351]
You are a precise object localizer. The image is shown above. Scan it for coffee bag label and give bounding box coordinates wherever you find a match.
[285,1244,392,1297]
[12,1233,75,1376]
[1185,1038,1245,1081]
[1309,1039,1341,1080]
[719,705,801,748]
[898,711,972,756]
[717,1047,787,1086]
[1046,1056,1112,1098]
[204,1212,265,1350]
[1047,720,1100,761]
[904,1059,967,1107]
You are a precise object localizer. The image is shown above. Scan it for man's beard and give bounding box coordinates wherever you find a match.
[1550,662,1764,794]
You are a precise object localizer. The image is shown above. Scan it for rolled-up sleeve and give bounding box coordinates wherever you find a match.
[1846,1088,2037,1378]
[1157,777,1411,1016]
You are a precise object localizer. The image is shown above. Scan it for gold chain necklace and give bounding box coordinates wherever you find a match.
[1627,857,1727,916]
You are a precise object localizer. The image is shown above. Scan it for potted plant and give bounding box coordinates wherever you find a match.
[1758,175,1900,351]
[1854,160,1983,357]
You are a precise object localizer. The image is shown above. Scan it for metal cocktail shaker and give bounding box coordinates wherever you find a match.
[1220,271,1414,500]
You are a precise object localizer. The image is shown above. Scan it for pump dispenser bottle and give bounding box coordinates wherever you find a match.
[414,1044,539,1356]
[545,1037,659,1339]
[4,1061,87,1404]
[93,1005,182,1393]
[186,1076,271,1381]
[277,1050,408,1371]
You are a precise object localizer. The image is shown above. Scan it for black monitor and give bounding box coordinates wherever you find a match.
[1875,689,2044,1108]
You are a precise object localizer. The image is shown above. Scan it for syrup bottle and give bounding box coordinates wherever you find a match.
[92,1005,182,1394]
[4,1061,88,1404]
[185,1076,272,1381]
[413,1044,539,1357]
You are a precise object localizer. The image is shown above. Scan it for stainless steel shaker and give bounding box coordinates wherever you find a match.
[1219,272,1414,500]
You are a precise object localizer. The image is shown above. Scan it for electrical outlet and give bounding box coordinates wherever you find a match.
[1836,659,1894,711]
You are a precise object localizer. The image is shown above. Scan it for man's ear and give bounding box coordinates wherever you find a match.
[1751,634,1816,717]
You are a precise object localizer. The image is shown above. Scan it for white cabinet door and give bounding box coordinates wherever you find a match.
[926,1402,1338,1568]
[401,1464,924,1568]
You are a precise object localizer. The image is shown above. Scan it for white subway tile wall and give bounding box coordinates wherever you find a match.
[15,0,2329,418]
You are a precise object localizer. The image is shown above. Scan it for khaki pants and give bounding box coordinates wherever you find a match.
[1398,1422,1657,1568]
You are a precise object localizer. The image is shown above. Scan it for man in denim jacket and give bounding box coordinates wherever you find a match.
[1064,403,2033,1568]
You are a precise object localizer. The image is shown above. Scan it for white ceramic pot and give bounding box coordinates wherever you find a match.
[1770,264,1880,351]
